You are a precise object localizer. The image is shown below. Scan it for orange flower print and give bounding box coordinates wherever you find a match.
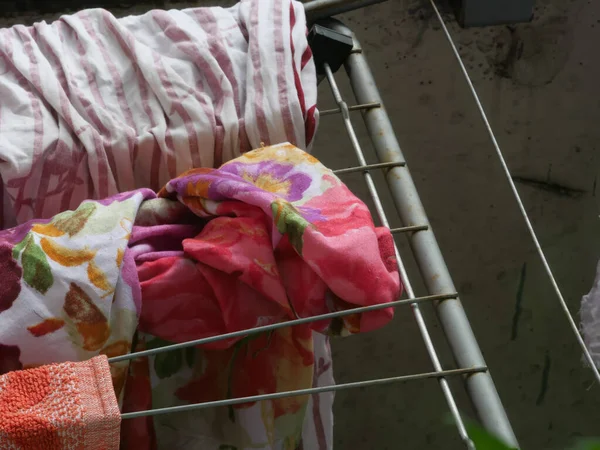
[63,283,110,351]
[87,260,112,292]
[101,340,131,398]
[31,202,96,238]
[27,318,65,337]
[241,171,292,197]
[40,238,96,267]
[116,248,125,267]
[185,179,212,198]
[31,222,65,237]
[236,144,319,166]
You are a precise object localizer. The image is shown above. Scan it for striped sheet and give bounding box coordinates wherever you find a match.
[0,0,318,229]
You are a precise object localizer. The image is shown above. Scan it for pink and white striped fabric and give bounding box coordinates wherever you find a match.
[0,1,332,449]
[0,0,318,229]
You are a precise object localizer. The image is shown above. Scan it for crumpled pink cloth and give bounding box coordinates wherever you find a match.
[123,143,400,449]
[0,143,400,450]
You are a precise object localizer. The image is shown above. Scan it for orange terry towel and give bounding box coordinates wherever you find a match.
[0,355,120,449]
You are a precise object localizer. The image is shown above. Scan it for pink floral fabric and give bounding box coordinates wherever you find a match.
[0,143,401,449]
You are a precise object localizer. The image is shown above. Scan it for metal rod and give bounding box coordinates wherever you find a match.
[121,366,487,419]
[390,225,429,234]
[323,62,475,450]
[108,292,456,363]
[320,101,381,116]
[303,0,388,22]
[327,21,519,448]
[428,0,600,387]
[333,161,405,175]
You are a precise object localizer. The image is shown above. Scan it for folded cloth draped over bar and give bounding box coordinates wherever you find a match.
[0,143,400,449]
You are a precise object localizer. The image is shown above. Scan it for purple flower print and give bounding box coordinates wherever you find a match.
[217,161,312,202]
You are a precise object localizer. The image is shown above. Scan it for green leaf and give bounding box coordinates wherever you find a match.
[21,237,53,294]
[465,422,516,450]
[270,201,309,254]
[443,415,516,450]
[52,202,96,237]
[153,349,183,379]
[571,439,600,450]
[12,234,31,260]
[446,414,600,450]
[218,445,238,450]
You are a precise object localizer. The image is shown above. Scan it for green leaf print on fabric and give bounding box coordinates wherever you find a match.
[12,234,31,260]
[21,236,53,294]
[52,202,97,236]
[154,350,183,379]
[147,337,184,379]
[270,200,309,255]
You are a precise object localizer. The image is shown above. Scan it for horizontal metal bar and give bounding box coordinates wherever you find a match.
[121,366,487,419]
[108,292,457,363]
[333,161,405,175]
[320,102,381,116]
[304,0,388,23]
[390,225,429,234]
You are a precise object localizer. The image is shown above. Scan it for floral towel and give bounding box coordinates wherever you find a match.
[0,143,401,449]
[0,355,120,450]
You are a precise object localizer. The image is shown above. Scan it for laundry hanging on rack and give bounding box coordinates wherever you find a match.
[0,0,318,229]
[581,260,600,368]
[0,355,120,449]
[0,143,401,449]
[0,1,324,446]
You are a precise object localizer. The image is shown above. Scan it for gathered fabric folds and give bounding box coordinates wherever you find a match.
[0,0,317,229]
[0,143,401,449]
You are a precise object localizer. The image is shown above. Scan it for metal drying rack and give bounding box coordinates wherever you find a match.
[109,1,600,448]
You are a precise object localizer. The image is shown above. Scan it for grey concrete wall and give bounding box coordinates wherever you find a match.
[313,0,600,448]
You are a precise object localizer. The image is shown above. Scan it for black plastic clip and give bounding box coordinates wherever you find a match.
[307,23,353,77]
